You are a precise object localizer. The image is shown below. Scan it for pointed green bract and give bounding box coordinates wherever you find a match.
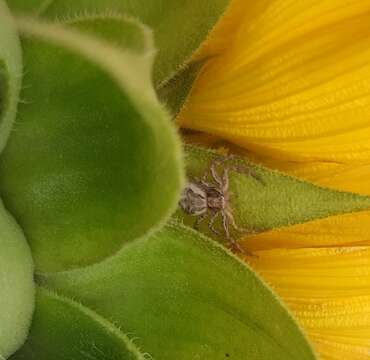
[158,59,206,117]
[179,145,370,241]
[7,0,231,86]
[0,18,183,273]
[0,0,22,153]
[11,287,147,360]
[39,222,315,360]
[0,199,34,359]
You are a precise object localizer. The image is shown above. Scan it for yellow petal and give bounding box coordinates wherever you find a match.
[246,247,370,359]
[178,0,370,163]
[238,150,370,251]
[235,147,370,194]
[242,211,370,251]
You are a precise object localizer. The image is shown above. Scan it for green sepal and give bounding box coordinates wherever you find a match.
[157,59,206,117]
[7,0,232,87]
[178,144,370,244]
[0,17,183,273]
[39,221,316,360]
[0,197,34,359]
[11,287,148,360]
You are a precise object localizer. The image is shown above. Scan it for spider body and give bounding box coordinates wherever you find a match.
[180,162,242,245]
[180,181,227,216]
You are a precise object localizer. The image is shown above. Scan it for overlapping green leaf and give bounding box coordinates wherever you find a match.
[0,17,183,273]
[39,222,316,360]
[0,198,34,359]
[0,0,22,152]
[0,3,34,359]
[178,145,370,241]
[158,59,206,117]
[67,14,152,54]
[11,287,147,360]
[7,0,232,86]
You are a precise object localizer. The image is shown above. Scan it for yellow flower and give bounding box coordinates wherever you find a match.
[177,1,370,358]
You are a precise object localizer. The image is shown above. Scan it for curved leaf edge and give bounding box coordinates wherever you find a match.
[0,0,22,153]
[61,11,154,55]
[15,15,185,273]
[156,0,238,117]
[166,220,318,359]
[0,197,35,360]
[156,0,234,90]
[15,286,150,360]
[37,219,316,358]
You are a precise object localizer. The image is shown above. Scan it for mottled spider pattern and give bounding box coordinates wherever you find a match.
[180,160,258,253]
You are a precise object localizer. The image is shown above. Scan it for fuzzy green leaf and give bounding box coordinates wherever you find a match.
[0,0,22,152]
[0,18,183,273]
[0,198,34,359]
[11,287,147,360]
[39,222,316,360]
[7,0,232,86]
[178,145,370,244]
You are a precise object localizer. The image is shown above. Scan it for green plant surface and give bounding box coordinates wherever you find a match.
[0,198,34,359]
[7,0,231,86]
[38,221,316,360]
[178,145,370,241]
[0,0,22,153]
[0,3,35,358]
[157,59,207,117]
[4,0,46,14]
[11,287,147,360]
[66,14,151,54]
[0,17,183,273]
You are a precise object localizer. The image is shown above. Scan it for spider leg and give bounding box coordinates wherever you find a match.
[209,211,221,235]
[225,208,259,235]
[194,167,212,187]
[210,163,223,187]
[225,208,245,232]
[224,210,259,257]
[229,157,264,185]
[222,211,245,252]
[193,213,207,230]
[192,172,211,186]
[214,154,264,185]
[221,211,231,239]
[222,168,229,193]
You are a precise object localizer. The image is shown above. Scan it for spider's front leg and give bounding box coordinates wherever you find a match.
[193,213,207,230]
[221,210,247,253]
[221,210,231,239]
[225,208,246,233]
[208,211,220,235]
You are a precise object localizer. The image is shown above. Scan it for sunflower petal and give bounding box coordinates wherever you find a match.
[246,247,370,360]
[241,210,370,251]
[178,0,370,163]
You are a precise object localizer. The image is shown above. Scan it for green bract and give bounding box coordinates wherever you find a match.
[0,17,183,272]
[7,0,231,86]
[38,222,315,360]
[179,145,370,242]
[0,199,34,359]
[0,2,34,358]
[11,288,147,360]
